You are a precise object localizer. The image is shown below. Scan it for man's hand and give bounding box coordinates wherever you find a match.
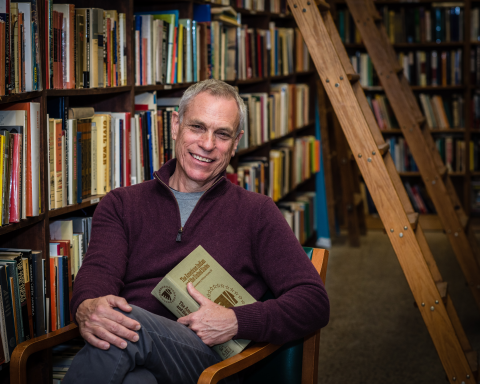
[76,295,141,350]
[177,283,238,347]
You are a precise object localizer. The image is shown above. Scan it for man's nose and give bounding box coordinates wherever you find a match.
[198,132,215,151]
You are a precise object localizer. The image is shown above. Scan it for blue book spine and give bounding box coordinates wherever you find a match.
[146,111,154,179]
[57,257,64,328]
[119,120,124,187]
[77,132,82,203]
[192,21,198,82]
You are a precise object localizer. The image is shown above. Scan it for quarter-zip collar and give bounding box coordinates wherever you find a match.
[153,159,229,242]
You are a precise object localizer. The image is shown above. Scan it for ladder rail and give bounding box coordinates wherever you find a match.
[346,0,480,310]
[288,0,475,381]
[324,9,475,358]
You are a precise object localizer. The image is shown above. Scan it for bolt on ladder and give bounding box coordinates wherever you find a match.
[287,0,477,382]
[344,0,480,313]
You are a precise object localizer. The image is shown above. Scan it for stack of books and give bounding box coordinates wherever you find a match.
[0,103,41,224]
[237,84,310,149]
[0,248,47,364]
[350,52,375,87]
[385,136,419,172]
[133,5,305,85]
[0,1,42,95]
[367,95,399,130]
[434,136,466,173]
[338,6,464,44]
[279,191,317,244]
[49,218,92,332]
[45,5,127,89]
[399,50,462,86]
[404,181,436,214]
[418,93,464,129]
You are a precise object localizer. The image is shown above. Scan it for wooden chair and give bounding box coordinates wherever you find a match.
[10,248,328,384]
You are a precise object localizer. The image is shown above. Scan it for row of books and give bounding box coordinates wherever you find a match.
[399,50,462,87]
[360,181,435,215]
[233,136,319,202]
[0,1,42,95]
[0,103,41,224]
[367,94,399,130]
[49,217,91,332]
[237,84,310,149]
[436,136,466,173]
[418,94,465,129]
[134,4,308,86]
[337,5,464,44]
[470,8,480,42]
[45,5,127,89]
[350,52,374,87]
[279,192,316,244]
[386,137,418,173]
[404,181,436,214]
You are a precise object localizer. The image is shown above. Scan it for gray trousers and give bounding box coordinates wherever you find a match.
[62,305,241,384]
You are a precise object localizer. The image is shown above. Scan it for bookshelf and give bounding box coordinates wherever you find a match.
[0,0,319,380]
[332,0,480,223]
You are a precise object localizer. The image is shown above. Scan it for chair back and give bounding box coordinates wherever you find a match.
[242,247,328,384]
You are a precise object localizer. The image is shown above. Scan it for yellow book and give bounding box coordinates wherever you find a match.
[177,24,184,83]
[0,135,4,225]
[92,115,108,194]
[389,10,395,43]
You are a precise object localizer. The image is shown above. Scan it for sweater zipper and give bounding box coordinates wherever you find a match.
[154,174,224,242]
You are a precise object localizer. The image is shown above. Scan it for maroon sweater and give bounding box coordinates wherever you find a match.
[70,160,329,344]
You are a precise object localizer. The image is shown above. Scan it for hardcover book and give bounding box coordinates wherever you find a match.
[152,245,255,360]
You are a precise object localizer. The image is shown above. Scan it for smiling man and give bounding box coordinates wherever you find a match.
[63,80,329,384]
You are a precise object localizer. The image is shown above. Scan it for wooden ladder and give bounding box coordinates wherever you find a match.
[287,0,477,382]
[344,0,480,312]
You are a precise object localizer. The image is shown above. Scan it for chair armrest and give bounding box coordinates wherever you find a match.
[10,324,81,384]
[197,342,281,384]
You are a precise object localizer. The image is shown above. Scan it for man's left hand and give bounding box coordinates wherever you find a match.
[177,283,238,346]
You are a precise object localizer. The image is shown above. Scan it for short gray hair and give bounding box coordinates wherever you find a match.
[178,79,246,137]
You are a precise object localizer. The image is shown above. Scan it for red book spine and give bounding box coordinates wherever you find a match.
[257,32,262,78]
[125,113,131,187]
[171,27,177,84]
[9,134,20,223]
[107,18,111,87]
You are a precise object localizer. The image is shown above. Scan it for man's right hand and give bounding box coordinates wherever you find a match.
[76,295,142,350]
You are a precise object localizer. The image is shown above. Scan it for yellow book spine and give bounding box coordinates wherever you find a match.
[177,24,184,83]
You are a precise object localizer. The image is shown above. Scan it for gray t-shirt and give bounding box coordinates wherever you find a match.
[170,188,204,227]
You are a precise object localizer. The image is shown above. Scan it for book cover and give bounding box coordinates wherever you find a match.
[152,245,254,360]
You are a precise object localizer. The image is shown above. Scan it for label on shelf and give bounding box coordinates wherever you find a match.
[91,198,100,204]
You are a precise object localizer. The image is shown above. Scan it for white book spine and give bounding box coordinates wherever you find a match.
[67,120,73,205]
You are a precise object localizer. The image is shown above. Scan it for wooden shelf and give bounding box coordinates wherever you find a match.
[235,122,315,157]
[48,195,106,219]
[363,85,465,91]
[46,86,132,97]
[382,128,466,134]
[0,214,45,236]
[398,171,465,176]
[276,173,317,204]
[345,42,464,49]
[0,91,43,104]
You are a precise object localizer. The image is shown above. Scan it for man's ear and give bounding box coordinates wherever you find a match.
[231,130,244,156]
[171,111,180,140]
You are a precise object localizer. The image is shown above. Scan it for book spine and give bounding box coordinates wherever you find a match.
[0,266,15,357]
[8,134,19,223]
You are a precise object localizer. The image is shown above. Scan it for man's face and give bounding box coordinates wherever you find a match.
[171,92,243,188]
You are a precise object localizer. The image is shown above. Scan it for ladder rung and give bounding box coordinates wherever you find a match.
[315,0,330,11]
[354,193,363,207]
[416,117,426,126]
[407,212,419,230]
[435,281,448,303]
[395,66,403,74]
[347,73,360,83]
[460,215,469,231]
[437,165,448,178]
[377,142,390,156]
[371,10,382,22]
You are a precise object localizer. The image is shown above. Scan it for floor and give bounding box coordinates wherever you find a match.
[318,230,480,384]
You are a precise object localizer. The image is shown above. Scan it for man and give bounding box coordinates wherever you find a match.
[64,79,329,384]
